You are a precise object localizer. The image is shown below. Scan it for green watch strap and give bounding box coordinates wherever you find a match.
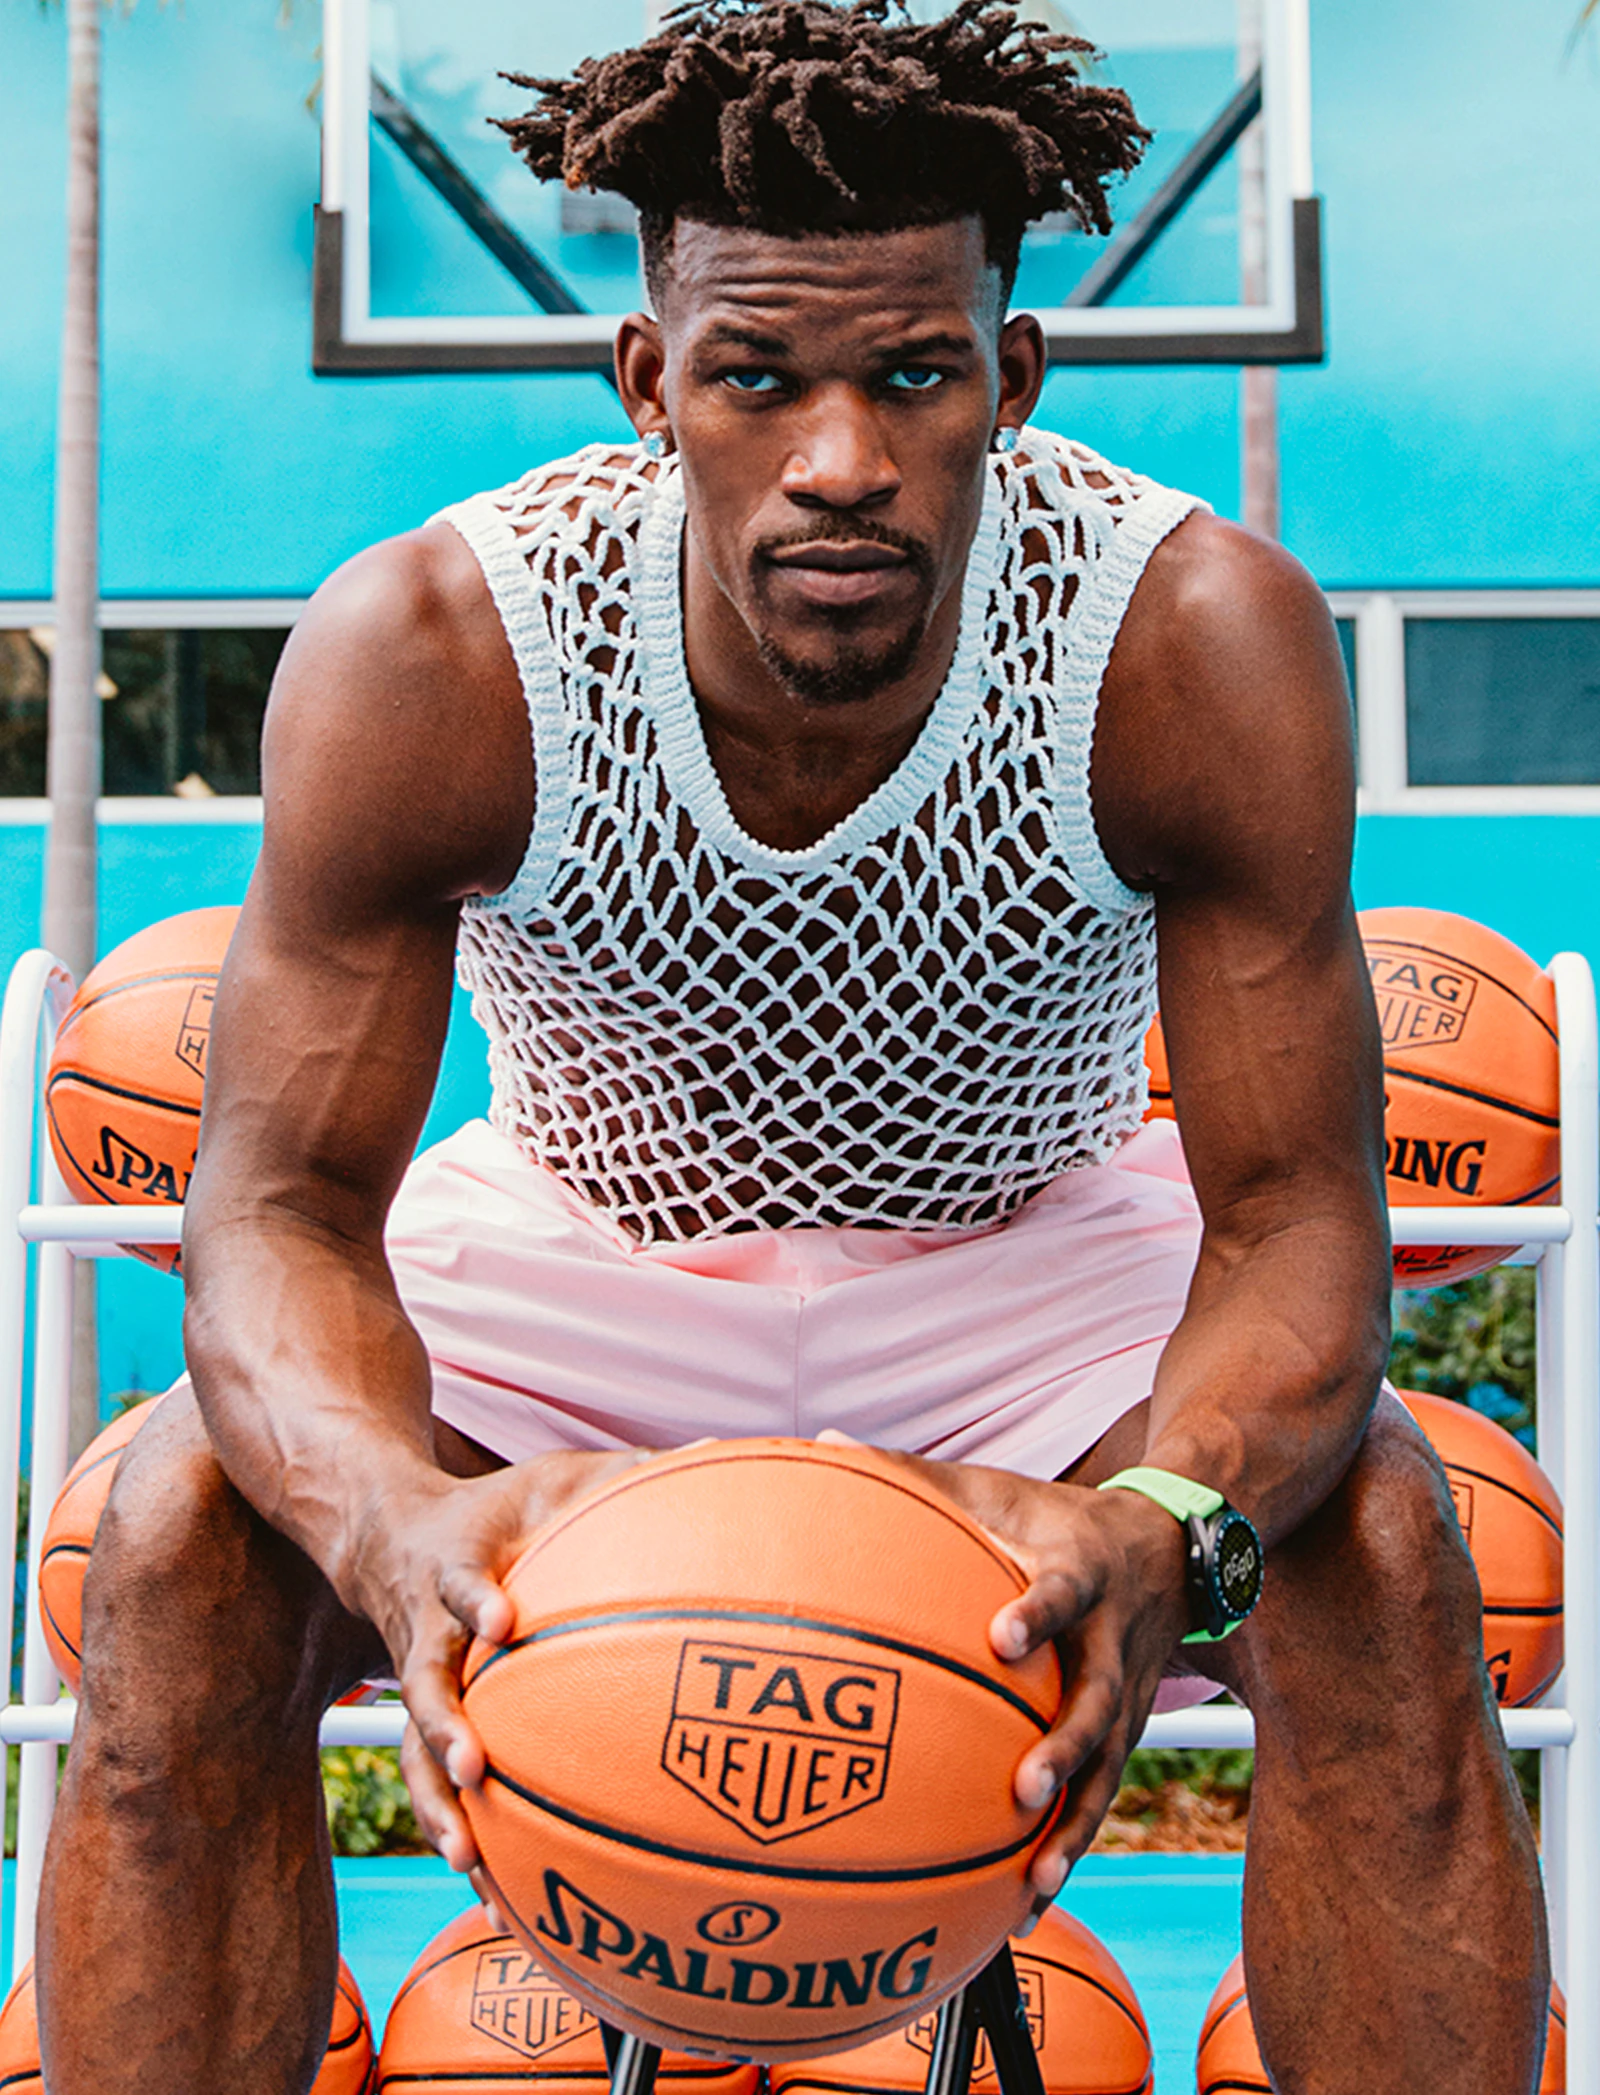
[1097,1466,1225,1523]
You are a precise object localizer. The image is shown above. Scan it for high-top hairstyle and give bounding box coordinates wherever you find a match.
[498,0,1149,307]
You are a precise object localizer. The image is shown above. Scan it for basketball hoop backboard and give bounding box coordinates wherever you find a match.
[314,0,1321,375]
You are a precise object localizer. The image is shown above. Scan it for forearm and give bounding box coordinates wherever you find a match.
[182,1204,446,1606]
[1139,1211,1391,1548]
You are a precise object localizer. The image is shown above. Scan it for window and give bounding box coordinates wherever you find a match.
[0,620,292,798]
[1405,620,1600,787]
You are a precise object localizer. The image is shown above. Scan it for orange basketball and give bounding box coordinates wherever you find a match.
[769,1908,1150,2095]
[459,1439,1062,2060]
[1361,908,1559,1285]
[1196,1954,1565,2093]
[0,1954,373,2093]
[376,1906,763,2094]
[38,1396,162,1691]
[1142,1018,1173,1124]
[1396,1390,1563,1706]
[45,905,238,1272]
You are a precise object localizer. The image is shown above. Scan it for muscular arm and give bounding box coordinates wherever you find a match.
[181,521,532,1617]
[1096,513,1391,1545]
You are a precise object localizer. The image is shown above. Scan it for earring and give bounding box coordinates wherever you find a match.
[993,426,1019,455]
[642,430,668,461]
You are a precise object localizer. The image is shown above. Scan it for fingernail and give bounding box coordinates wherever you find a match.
[1020,1766,1058,1810]
[1014,1910,1041,1940]
[1034,1854,1068,1899]
[447,1745,473,1789]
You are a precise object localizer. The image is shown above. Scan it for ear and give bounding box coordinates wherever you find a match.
[614,314,671,443]
[994,312,1047,441]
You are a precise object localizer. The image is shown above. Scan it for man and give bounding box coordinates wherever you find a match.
[39,3,1546,2089]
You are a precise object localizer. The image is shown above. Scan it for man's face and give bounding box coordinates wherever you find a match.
[650,216,1013,708]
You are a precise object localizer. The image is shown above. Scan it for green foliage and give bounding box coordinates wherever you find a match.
[1121,1745,1253,1799]
[1389,1268,1538,1446]
[321,1745,428,1857]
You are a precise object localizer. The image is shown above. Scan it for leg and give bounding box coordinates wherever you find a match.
[35,1392,479,2094]
[1195,1394,1549,2095]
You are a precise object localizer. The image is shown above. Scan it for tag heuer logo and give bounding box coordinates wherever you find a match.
[1367,947,1477,1053]
[470,1947,596,2062]
[174,982,216,1078]
[662,1640,900,1844]
[906,1959,1045,2078]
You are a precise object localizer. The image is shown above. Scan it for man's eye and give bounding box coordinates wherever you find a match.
[887,366,946,392]
[722,370,784,394]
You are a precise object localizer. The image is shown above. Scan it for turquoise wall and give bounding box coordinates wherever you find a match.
[3,0,1598,596]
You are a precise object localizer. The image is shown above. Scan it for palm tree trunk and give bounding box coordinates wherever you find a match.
[1238,0,1280,540]
[47,0,102,1456]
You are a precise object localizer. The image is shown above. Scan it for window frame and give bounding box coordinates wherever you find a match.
[1327,588,1600,814]
[6,590,1600,817]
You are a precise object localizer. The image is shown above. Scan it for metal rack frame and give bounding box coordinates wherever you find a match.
[2,947,1595,2091]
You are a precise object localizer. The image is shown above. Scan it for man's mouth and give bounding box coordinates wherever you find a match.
[763,540,913,607]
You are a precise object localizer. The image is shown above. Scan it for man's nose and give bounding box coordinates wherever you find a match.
[780,386,902,511]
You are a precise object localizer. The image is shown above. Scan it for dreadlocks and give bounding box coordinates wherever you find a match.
[497,0,1149,303]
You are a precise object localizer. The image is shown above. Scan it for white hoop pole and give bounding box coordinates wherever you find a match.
[0,951,72,1981]
[1551,955,1599,2090]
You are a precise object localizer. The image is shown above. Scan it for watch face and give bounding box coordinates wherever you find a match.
[1214,1513,1264,1620]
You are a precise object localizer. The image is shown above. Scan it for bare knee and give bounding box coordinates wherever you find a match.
[1229,1393,1492,1725]
[77,1392,374,1753]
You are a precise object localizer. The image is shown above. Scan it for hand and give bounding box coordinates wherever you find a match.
[851,1448,1191,1903]
[347,1449,647,1902]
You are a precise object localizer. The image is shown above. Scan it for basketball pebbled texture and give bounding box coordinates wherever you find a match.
[0,1954,374,2093]
[1196,1954,1566,2094]
[376,1905,763,2094]
[37,1397,161,1691]
[460,1439,1062,2060]
[1397,1390,1563,1707]
[769,1908,1150,2095]
[1361,907,1559,1285]
[45,905,239,1273]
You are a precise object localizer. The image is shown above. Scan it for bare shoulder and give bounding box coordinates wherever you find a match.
[263,523,532,906]
[1095,513,1355,891]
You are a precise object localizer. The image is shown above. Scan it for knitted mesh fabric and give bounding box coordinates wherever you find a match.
[438,430,1205,1245]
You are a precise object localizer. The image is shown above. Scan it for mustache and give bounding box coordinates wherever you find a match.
[753,517,934,575]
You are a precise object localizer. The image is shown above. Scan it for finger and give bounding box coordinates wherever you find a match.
[400,1718,481,1875]
[1029,1738,1126,1896]
[1015,1652,1122,1810]
[438,1558,517,1649]
[469,1873,508,1935]
[401,1603,487,1794]
[992,1562,1100,1663]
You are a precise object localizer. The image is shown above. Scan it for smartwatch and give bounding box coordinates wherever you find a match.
[1097,1467,1264,1644]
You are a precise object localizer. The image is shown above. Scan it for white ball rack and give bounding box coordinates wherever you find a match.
[2,945,1596,2088]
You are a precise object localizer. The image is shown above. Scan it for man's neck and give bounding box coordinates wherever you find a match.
[680,539,967,853]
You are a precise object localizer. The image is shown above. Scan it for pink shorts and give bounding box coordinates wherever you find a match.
[385,1117,1204,1482]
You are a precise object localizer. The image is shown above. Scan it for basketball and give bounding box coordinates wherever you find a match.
[1360,908,1560,1285]
[768,1908,1150,2095]
[1196,1954,1565,2093]
[1396,1390,1564,1707]
[45,905,239,1273]
[38,1397,162,1692]
[376,1905,762,2094]
[0,1955,373,2093]
[1142,1018,1173,1123]
[459,1438,1062,2059]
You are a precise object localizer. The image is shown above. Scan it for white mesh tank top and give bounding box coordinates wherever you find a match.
[438,430,1205,1246]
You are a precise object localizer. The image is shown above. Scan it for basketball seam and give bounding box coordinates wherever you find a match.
[465,1606,1052,1732]
[1367,939,1560,1045]
[63,964,224,1019]
[45,1067,203,1119]
[508,1451,1031,1607]
[1431,1459,1562,1538]
[1481,1603,1564,1619]
[479,1761,1042,1884]
[1383,1063,1560,1131]
[377,2074,745,2088]
[1012,1959,1147,2037]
